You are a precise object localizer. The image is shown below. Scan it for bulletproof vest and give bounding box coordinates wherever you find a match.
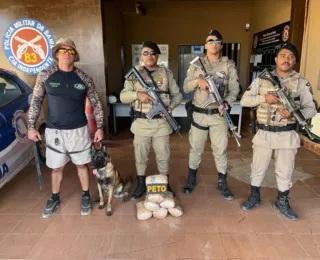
[132,65,170,113]
[257,71,300,126]
[193,56,230,107]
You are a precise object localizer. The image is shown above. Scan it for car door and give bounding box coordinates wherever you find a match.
[0,73,28,152]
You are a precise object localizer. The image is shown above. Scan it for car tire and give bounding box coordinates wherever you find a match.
[36,123,46,164]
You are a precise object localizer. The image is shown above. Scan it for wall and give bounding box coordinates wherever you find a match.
[119,1,253,90]
[251,0,292,34]
[102,1,124,95]
[0,0,108,131]
[300,0,320,104]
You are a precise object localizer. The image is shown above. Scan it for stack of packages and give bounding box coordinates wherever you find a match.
[136,175,183,220]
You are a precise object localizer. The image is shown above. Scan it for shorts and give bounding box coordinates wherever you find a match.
[45,125,92,169]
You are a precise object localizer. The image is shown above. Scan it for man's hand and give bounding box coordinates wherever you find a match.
[265,94,280,104]
[94,129,104,143]
[280,107,293,119]
[218,103,229,116]
[137,91,155,104]
[197,78,209,91]
[160,108,172,120]
[28,129,41,142]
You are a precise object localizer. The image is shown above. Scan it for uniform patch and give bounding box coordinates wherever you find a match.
[216,71,226,79]
[155,77,163,87]
[74,83,85,90]
[49,82,60,88]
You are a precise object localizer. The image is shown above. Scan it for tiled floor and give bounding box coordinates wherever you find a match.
[0,125,320,260]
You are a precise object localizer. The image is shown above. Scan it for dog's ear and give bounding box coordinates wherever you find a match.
[101,143,107,155]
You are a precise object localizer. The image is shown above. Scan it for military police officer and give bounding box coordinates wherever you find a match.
[120,41,183,200]
[240,43,316,220]
[183,30,240,199]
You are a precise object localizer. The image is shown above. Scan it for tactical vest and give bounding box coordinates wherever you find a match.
[132,65,170,113]
[257,71,300,126]
[193,56,230,107]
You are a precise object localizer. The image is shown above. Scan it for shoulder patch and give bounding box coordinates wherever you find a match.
[306,82,313,95]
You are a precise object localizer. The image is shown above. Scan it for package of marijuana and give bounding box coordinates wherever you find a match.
[136,201,152,220]
[168,198,183,217]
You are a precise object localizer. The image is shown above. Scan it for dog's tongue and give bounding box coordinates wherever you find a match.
[93,169,98,175]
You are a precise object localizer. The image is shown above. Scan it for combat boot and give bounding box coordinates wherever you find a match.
[217,172,234,200]
[130,175,146,200]
[241,185,261,211]
[274,190,298,221]
[184,168,197,194]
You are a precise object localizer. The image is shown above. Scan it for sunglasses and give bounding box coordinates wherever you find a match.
[142,51,157,56]
[58,48,76,55]
[206,39,222,45]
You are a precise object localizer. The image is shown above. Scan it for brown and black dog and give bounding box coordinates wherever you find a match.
[91,144,131,216]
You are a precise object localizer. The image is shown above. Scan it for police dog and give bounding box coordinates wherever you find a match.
[91,144,131,216]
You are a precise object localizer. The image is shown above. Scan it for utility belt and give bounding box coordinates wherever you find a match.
[133,111,162,119]
[185,101,214,131]
[193,106,219,115]
[258,123,297,132]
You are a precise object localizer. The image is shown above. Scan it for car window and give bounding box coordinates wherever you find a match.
[0,75,23,108]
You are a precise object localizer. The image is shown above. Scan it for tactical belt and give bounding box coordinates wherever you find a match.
[258,124,297,132]
[134,111,162,119]
[193,106,219,115]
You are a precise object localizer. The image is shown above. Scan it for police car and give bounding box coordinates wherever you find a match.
[0,68,46,189]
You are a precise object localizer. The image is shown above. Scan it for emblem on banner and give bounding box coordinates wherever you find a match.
[2,18,56,75]
[282,25,290,42]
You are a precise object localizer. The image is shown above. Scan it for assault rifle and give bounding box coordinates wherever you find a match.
[259,69,314,140]
[190,56,241,147]
[125,67,181,135]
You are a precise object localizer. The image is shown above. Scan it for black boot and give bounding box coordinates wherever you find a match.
[241,186,261,211]
[274,190,298,220]
[130,175,146,200]
[166,175,175,196]
[184,168,197,194]
[217,172,234,200]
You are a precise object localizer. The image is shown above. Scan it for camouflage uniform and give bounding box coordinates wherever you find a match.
[120,65,182,176]
[240,69,316,219]
[183,56,239,198]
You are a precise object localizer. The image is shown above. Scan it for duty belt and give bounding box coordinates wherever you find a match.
[193,106,219,115]
[258,124,297,132]
[134,111,162,119]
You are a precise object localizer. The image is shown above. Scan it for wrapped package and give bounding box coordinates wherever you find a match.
[168,198,183,217]
[153,207,168,219]
[136,201,152,220]
[144,199,160,211]
[160,192,175,209]
[146,175,168,185]
[145,193,165,203]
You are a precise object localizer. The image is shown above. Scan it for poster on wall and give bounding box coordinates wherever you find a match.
[132,44,169,67]
[2,18,56,75]
[252,21,290,50]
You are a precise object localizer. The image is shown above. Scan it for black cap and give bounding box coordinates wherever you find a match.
[278,43,299,60]
[208,30,223,41]
[142,41,161,54]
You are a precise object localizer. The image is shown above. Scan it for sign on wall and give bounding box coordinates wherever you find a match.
[132,44,169,67]
[252,21,290,50]
[2,18,56,75]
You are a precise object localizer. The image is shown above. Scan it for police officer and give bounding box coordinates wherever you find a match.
[240,43,316,220]
[183,30,240,199]
[120,41,182,200]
